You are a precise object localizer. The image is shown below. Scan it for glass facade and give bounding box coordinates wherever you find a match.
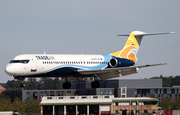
[135,89,137,97]
[26,92,29,99]
[100,89,103,95]
[33,91,37,99]
[44,91,46,96]
[57,91,60,96]
[167,89,171,97]
[110,89,112,95]
[106,89,109,95]
[178,89,180,94]
[67,91,71,96]
[150,89,154,94]
[50,91,54,96]
[41,91,43,97]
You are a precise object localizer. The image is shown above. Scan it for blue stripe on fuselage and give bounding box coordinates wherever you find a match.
[41,55,112,74]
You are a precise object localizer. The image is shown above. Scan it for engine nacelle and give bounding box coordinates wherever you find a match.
[109,57,135,68]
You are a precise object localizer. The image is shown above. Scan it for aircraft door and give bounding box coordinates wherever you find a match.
[31,56,37,72]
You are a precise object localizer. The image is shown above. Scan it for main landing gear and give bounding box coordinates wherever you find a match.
[62,77,100,89]
[91,76,100,88]
[62,82,71,89]
[91,80,100,88]
[62,77,71,89]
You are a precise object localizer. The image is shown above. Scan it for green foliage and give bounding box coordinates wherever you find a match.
[24,97,41,114]
[0,97,13,111]
[148,93,156,98]
[3,78,64,90]
[172,98,180,110]
[158,97,173,110]
[12,97,26,114]
[150,75,180,87]
[0,91,5,99]
[0,97,40,114]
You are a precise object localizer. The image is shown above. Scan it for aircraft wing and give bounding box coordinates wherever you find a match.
[77,63,167,80]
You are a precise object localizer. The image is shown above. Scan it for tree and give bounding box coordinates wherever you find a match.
[24,97,41,114]
[0,97,13,111]
[158,97,173,110]
[172,98,180,110]
[148,93,156,98]
[12,97,26,114]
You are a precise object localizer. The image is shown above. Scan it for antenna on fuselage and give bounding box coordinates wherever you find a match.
[43,52,46,55]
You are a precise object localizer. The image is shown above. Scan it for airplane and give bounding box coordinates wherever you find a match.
[5,31,173,89]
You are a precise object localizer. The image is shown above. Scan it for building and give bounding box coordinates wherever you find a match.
[0,85,5,94]
[40,95,159,115]
[5,79,180,103]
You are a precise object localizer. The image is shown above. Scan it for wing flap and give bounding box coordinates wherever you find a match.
[98,73,120,80]
[121,67,138,76]
[77,63,166,79]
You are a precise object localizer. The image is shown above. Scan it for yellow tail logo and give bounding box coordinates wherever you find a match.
[111,32,140,63]
[111,31,174,63]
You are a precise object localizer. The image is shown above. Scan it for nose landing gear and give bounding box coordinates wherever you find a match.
[20,82,25,88]
[17,77,25,88]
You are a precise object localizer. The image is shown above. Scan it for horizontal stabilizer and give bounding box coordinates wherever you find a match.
[118,31,175,36]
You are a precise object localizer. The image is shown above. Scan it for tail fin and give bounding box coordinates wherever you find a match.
[111,31,174,63]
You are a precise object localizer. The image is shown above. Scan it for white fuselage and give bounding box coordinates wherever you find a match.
[5,54,112,78]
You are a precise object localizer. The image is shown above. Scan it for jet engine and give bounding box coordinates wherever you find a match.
[109,57,135,68]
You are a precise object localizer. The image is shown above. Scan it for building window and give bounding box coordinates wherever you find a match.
[26,92,29,99]
[167,89,171,97]
[115,102,118,106]
[33,91,37,99]
[178,89,180,94]
[67,91,71,96]
[119,102,129,106]
[110,89,112,95]
[100,89,103,95]
[106,89,109,95]
[161,89,163,94]
[150,89,154,94]
[50,91,54,96]
[175,89,177,99]
[41,91,43,97]
[136,110,139,113]
[57,91,60,96]
[144,110,148,113]
[135,89,137,97]
[132,102,137,105]
[158,89,160,96]
[44,91,46,96]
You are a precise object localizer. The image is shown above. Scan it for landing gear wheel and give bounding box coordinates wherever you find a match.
[20,83,25,88]
[91,81,100,88]
[62,82,71,89]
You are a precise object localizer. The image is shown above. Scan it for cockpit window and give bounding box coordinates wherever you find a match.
[10,60,30,64]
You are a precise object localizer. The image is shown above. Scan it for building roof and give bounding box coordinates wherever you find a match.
[0,85,5,90]
[41,95,114,105]
[113,97,159,102]
[40,95,158,105]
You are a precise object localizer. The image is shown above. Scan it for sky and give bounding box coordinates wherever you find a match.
[0,0,180,83]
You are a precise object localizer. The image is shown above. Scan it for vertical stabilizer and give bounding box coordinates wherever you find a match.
[111,31,173,63]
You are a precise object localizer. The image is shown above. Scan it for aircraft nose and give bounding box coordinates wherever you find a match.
[5,64,15,76]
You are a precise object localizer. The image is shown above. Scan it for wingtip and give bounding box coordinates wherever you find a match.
[170,32,175,34]
[163,63,168,66]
